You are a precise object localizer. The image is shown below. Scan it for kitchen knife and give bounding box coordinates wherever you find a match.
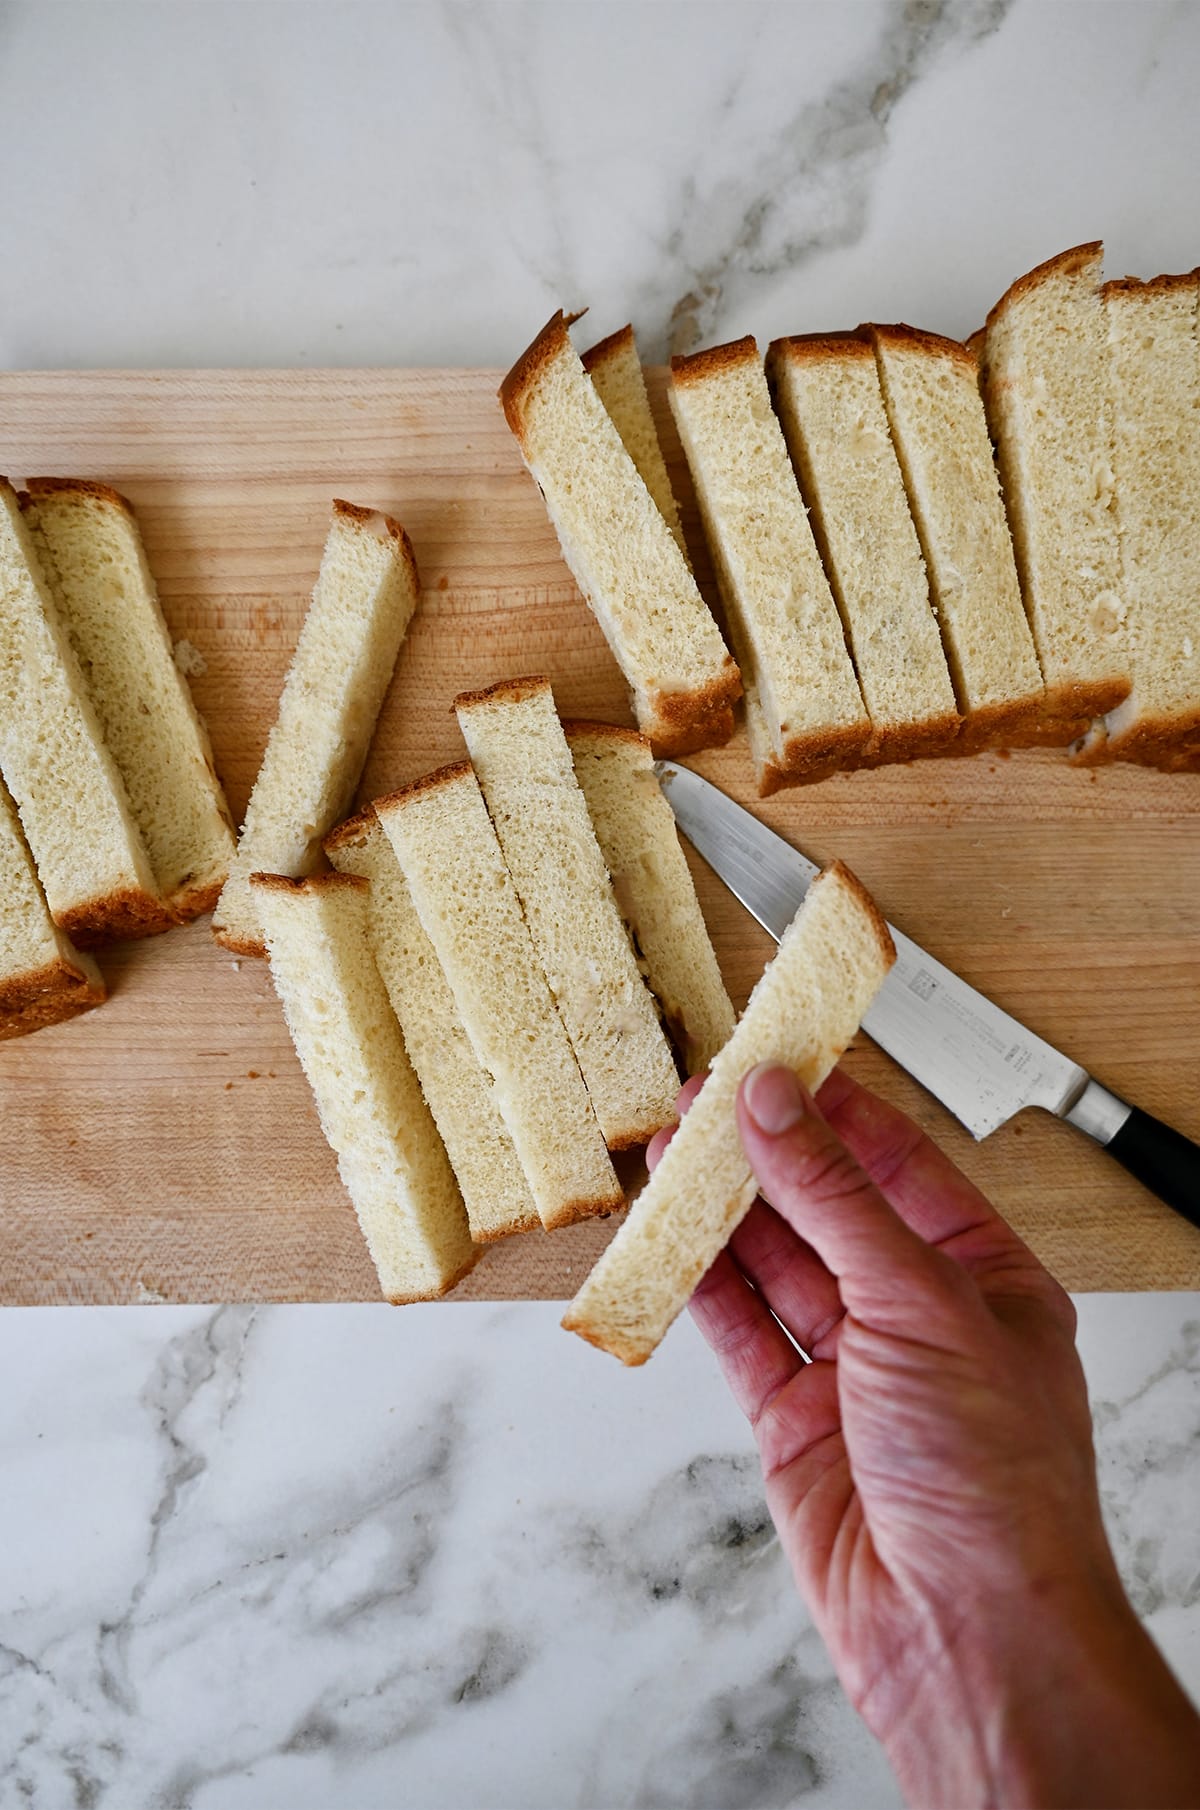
[655,760,1200,1231]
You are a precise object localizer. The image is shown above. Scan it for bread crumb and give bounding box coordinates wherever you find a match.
[173,638,208,677]
[134,1280,168,1304]
[231,959,242,972]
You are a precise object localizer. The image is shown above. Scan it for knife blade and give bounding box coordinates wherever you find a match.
[655,760,1200,1231]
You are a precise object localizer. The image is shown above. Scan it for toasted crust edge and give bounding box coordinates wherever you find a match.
[498,310,573,440]
[167,876,227,923]
[670,335,759,385]
[0,955,107,1039]
[22,476,138,517]
[373,760,477,817]
[985,242,1104,332]
[453,673,553,713]
[59,885,176,948]
[248,870,367,899]
[542,1190,627,1232]
[331,499,419,587]
[580,322,636,374]
[766,333,874,369]
[645,702,737,759]
[560,719,649,752]
[323,801,382,858]
[865,320,979,372]
[386,1247,483,1305]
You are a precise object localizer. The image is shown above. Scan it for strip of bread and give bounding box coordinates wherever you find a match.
[767,335,960,763]
[668,337,871,791]
[251,870,478,1303]
[982,244,1130,731]
[325,806,539,1241]
[213,500,420,957]
[0,777,106,1038]
[23,479,236,922]
[563,720,734,1073]
[867,325,1046,749]
[375,762,624,1230]
[0,478,168,944]
[455,677,680,1147]
[499,311,740,756]
[563,861,894,1364]
[581,324,690,560]
[1095,274,1200,763]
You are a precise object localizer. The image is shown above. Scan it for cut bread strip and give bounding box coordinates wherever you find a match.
[868,325,1046,749]
[214,500,420,956]
[0,777,106,1038]
[23,479,236,922]
[375,762,624,1230]
[325,806,539,1242]
[563,720,734,1073]
[455,677,680,1148]
[251,870,478,1303]
[1097,274,1200,763]
[982,244,1130,728]
[581,324,689,560]
[0,478,168,945]
[767,335,960,763]
[668,337,871,791]
[563,861,894,1364]
[499,311,740,756]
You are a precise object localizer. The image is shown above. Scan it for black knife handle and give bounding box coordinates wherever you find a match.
[1106,1107,1200,1231]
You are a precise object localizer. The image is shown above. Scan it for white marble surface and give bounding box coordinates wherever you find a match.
[1,1,1199,1804]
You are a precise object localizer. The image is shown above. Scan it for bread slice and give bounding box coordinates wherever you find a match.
[982,244,1130,730]
[668,337,871,791]
[214,500,420,957]
[563,720,734,1073]
[455,677,680,1148]
[375,762,624,1230]
[1095,274,1200,763]
[499,311,741,756]
[22,479,236,922]
[325,806,539,1242]
[251,870,478,1303]
[563,861,894,1364]
[581,324,689,560]
[0,777,106,1038]
[867,325,1046,748]
[0,478,168,945]
[767,335,960,763]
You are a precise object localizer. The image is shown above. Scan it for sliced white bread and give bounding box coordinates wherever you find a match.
[767,334,960,763]
[563,720,734,1074]
[23,479,236,922]
[0,477,168,945]
[455,677,680,1148]
[0,777,106,1039]
[375,762,624,1230]
[563,861,894,1364]
[1095,274,1200,764]
[982,244,1130,733]
[214,500,420,957]
[499,311,741,756]
[251,870,478,1303]
[581,323,689,560]
[868,324,1046,749]
[668,337,871,791]
[325,806,539,1242]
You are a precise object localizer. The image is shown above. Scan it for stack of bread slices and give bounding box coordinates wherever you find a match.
[501,242,1200,792]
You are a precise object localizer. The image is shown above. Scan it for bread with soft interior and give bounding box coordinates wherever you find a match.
[767,334,960,764]
[325,805,539,1242]
[375,761,625,1230]
[564,719,734,1073]
[563,861,894,1364]
[867,324,1046,749]
[214,500,420,956]
[982,244,1130,733]
[581,323,689,560]
[668,337,871,791]
[455,676,680,1148]
[252,869,478,1303]
[0,478,168,944]
[499,311,740,756]
[0,777,106,1038]
[23,478,236,922]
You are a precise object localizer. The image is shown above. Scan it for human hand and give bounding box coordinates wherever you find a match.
[648,1064,1200,1810]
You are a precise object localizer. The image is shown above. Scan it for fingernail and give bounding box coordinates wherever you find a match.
[743,1063,808,1135]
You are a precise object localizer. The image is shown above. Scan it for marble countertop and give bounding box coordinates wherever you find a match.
[1,2,1198,1804]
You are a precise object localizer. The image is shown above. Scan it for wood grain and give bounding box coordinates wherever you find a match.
[0,367,1197,1303]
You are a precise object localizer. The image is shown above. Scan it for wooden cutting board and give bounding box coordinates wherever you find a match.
[1,368,1197,1303]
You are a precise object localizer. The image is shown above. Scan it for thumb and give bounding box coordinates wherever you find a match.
[736,1064,972,1330]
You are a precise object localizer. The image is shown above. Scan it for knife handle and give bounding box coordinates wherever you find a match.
[1067,1081,1200,1231]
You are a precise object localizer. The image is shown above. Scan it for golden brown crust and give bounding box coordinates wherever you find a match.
[385,1246,483,1304]
[498,310,573,440]
[373,760,477,816]
[472,1212,544,1245]
[331,499,419,587]
[766,332,874,370]
[669,336,759,385]
[986,242,1104,331]
[323,801,381,858]
[1101,273,1198,303]
[212,926,268,958]
[606,1111,678,1154]
[580,322,635,374]
[22,476,138,517]
[559,1308,650,1367]
[994,675,1130,748]
[248,870,367,898]
[865,321,980,373]
[453,674,552,712]
[851,709,963,768]
[59,885,176,948]
[824,858,897,974]
[646,703,737,759]
[167,875,226,923]
[541,1190,626,1232]
[0,954,106,1038]
[560,718,649,752]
